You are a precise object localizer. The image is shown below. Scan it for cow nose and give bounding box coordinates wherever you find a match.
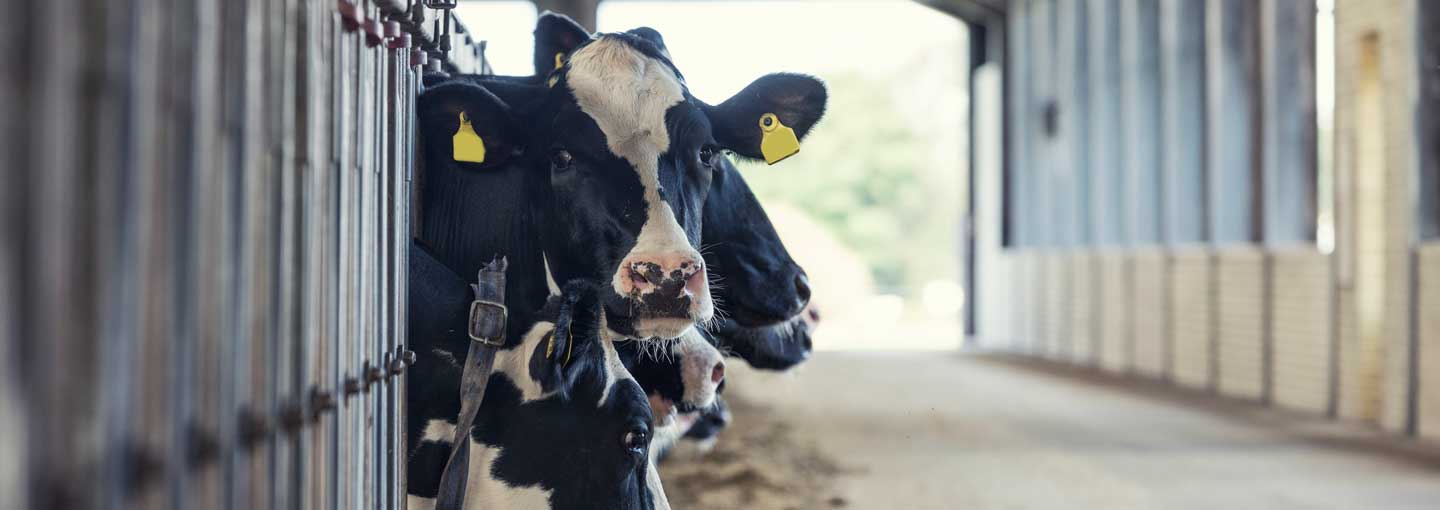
[619,251,705,298]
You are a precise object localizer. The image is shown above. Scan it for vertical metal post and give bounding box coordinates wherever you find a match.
[1205,0,1262,245]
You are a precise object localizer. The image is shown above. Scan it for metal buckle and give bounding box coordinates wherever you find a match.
[468,299,507,346]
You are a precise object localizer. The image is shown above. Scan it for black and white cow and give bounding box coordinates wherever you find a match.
[409,17,826,508]
[407,243,667,510]
[525,12,823,365]
[417,29,825,343]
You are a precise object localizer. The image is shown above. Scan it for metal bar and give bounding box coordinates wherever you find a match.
[9,0,425,505]
[1417,0,1440,239]
[1005,0,1029,248]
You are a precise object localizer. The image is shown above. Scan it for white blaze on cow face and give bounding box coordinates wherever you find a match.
[565,37,713,339]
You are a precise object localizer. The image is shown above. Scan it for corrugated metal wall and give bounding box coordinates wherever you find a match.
[978,0,1440,443]
[1,1,484,508]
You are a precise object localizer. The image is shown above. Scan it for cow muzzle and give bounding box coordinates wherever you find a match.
[677,332,724,413]
[612,249,712,338]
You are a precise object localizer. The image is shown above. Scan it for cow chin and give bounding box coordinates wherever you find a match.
[630,317,696,340]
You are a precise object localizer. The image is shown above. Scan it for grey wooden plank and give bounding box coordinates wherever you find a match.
[185,0,229,505]
[236,0,276,506]
[216,0,253,505]
[129,0,180,507]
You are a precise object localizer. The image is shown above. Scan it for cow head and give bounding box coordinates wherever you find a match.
[680,394,731,446]
[405,256,668,509]
[617,328,726,422]
[703,157,812,326]
[464,281,664,509]
[530,13,827,341]
[709,300,819,371]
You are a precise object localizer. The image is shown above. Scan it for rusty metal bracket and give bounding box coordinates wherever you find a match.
[365,17,384,47]
[310,388,337,421]
[238,408,271,451]
[338,0,362,32]
[187,424,220,468]
[344,375,364,397]
[364,361,385,387]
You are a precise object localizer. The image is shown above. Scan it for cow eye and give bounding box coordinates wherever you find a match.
[550,149,573,171]
[697,147,717,168]
[621,426,648,453]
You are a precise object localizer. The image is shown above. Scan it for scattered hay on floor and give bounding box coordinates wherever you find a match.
[659,393,853,510]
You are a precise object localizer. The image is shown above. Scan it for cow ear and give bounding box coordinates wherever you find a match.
[534,280,603,391]
[624,27,670,58]
[421,71,451,88]
[534,11,592,76]
[417,81,524,170]
[706,73,827,164]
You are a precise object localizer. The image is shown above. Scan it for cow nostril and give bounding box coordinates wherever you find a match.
[685,263,705,286]
[794,272,812,304]
[710,361,725,384]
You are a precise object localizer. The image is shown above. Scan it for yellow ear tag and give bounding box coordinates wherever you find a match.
[548,53,564,88]
[452,112,486,163]
[758,113,800,165]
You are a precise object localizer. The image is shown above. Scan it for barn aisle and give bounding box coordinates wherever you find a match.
[662,352,1440,510]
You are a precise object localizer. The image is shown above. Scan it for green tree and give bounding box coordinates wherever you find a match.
[741,73,958,297]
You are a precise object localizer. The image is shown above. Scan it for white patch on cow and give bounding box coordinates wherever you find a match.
[431,348,459,368]
[421,419,457,443]
[542,253,561,296]
[596,318,636,408]
[677,329,722,408]
[465,441,553,510]
[566,37,712,335]
[407,495,436,510]
[649,419,686,456]
[493,322,559,403]
[646,457,673,510]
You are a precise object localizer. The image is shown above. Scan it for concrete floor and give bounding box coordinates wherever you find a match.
[719,351,1440,510]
